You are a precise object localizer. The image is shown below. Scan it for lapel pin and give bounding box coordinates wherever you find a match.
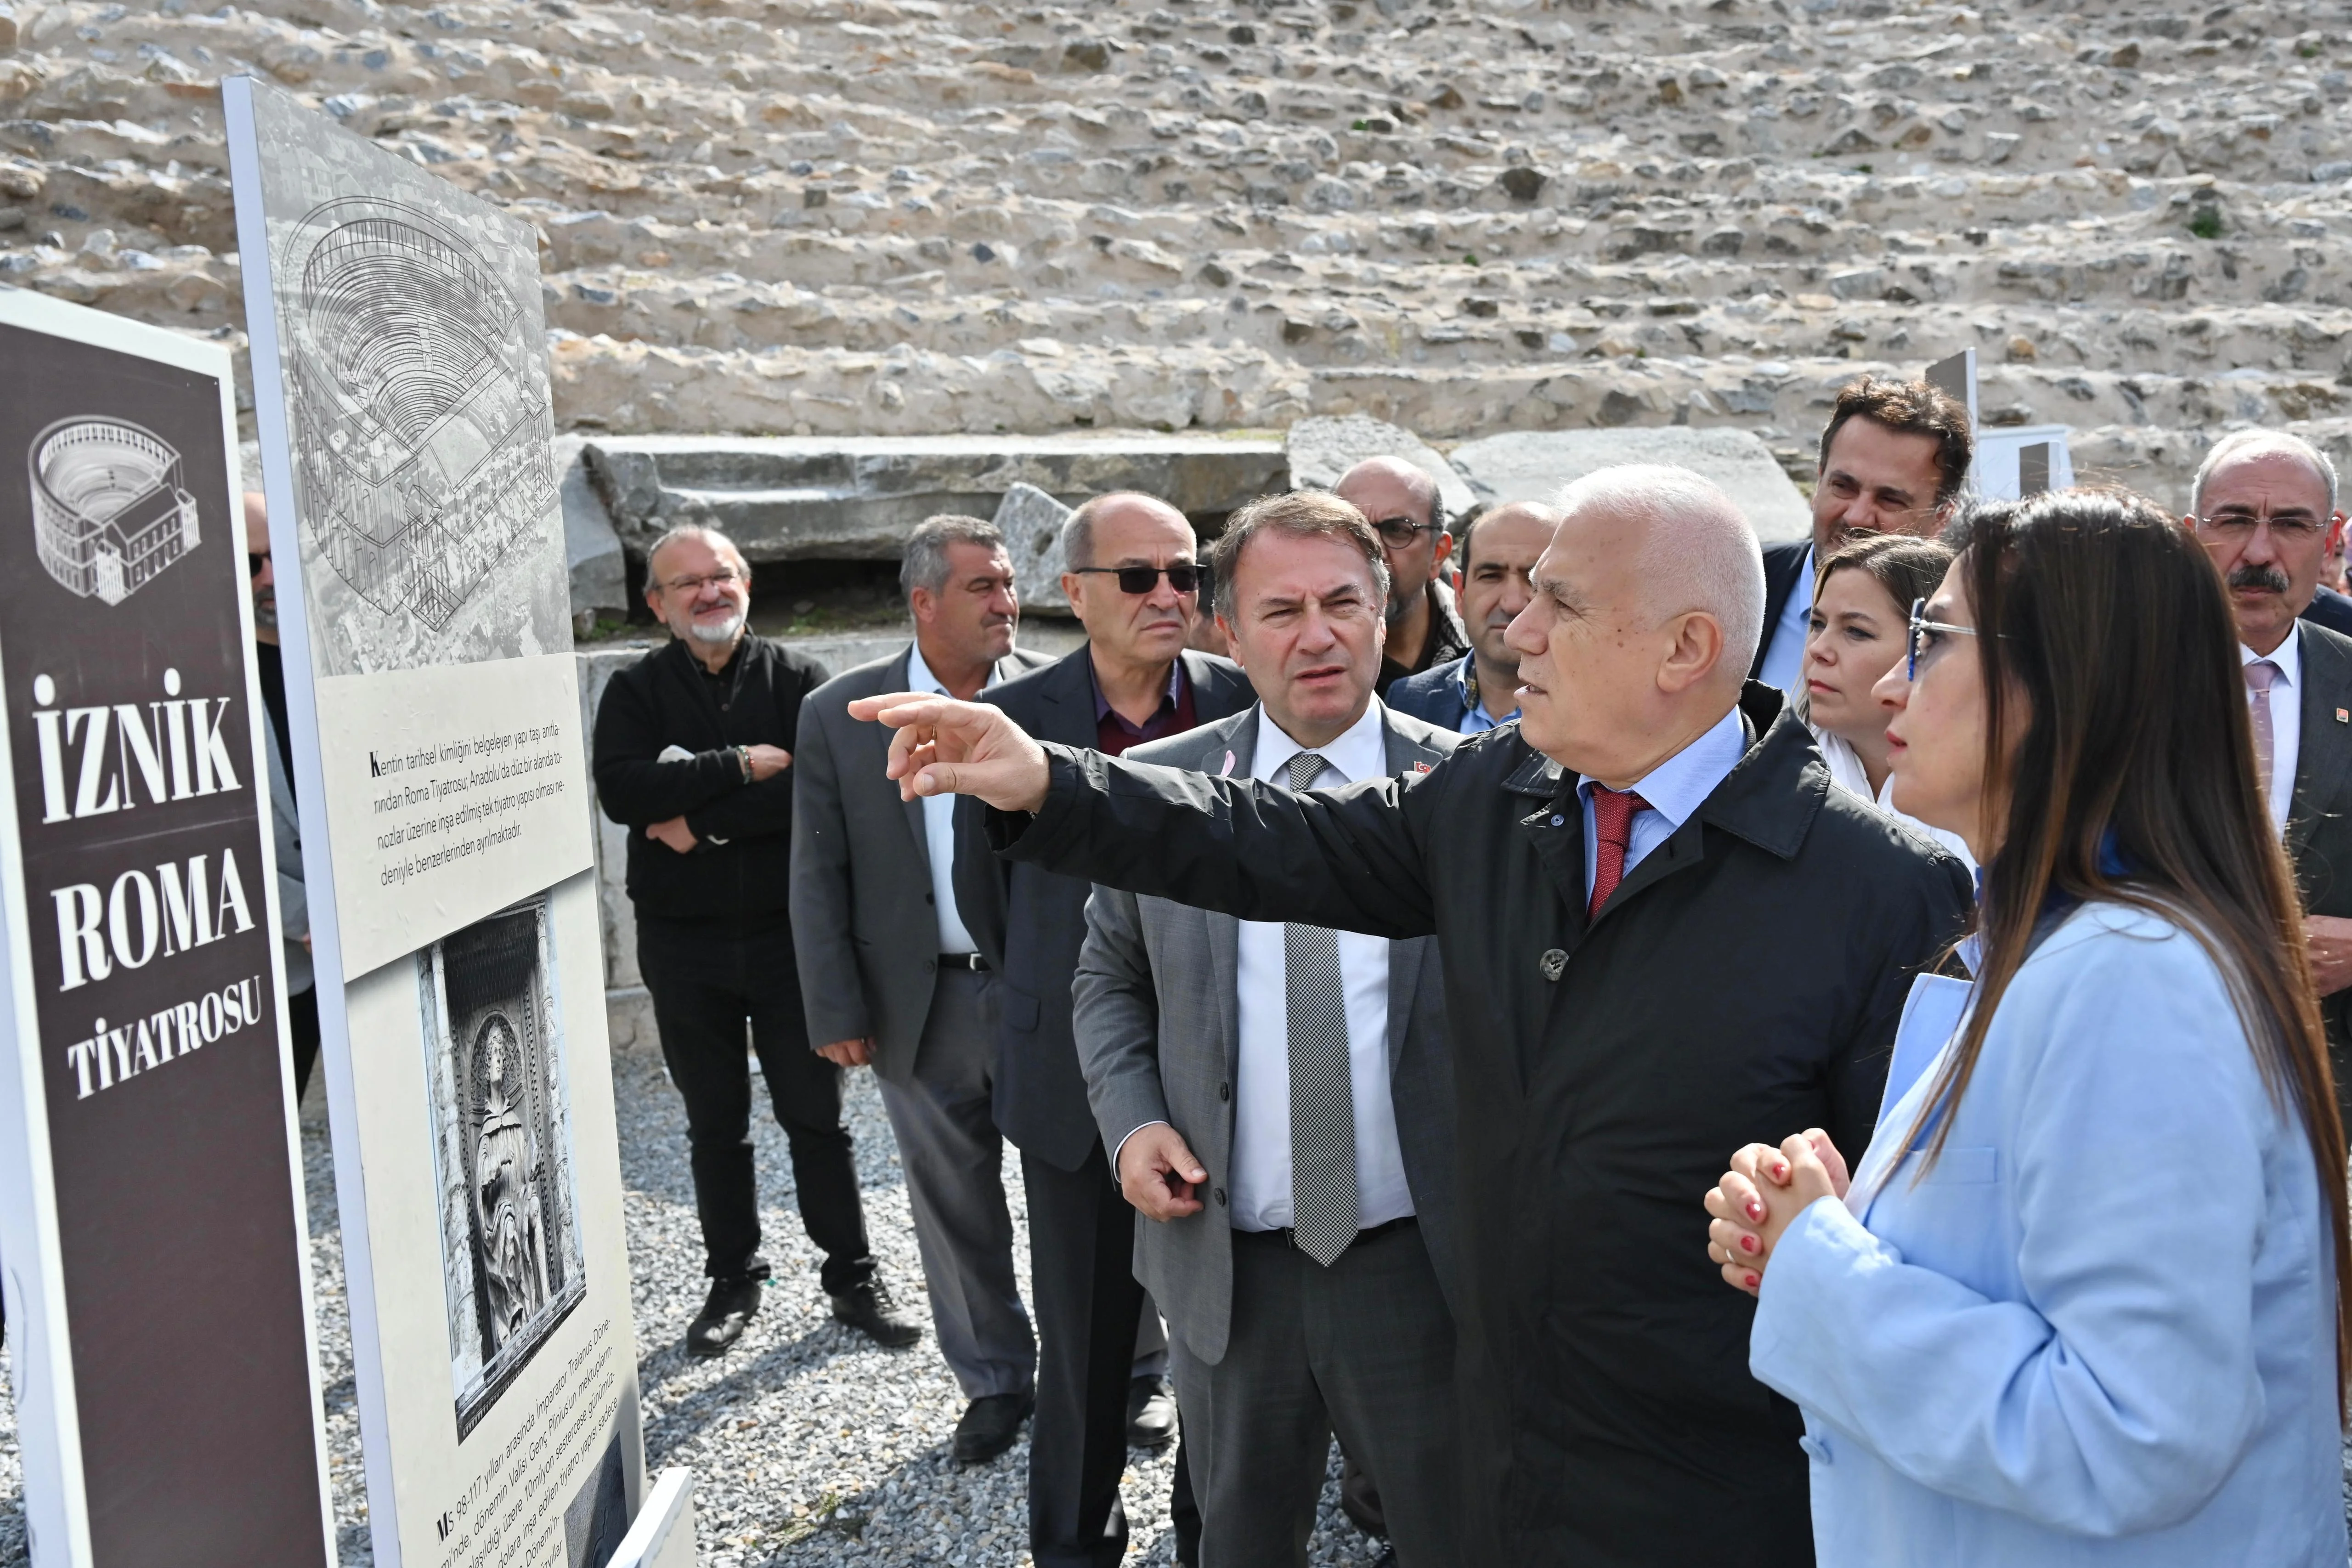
[1220,750,1236,777]
[2337,708,2349,725]
[1413,761,1434,774]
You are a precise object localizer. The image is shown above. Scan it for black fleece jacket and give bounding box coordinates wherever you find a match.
[592,635,830,922]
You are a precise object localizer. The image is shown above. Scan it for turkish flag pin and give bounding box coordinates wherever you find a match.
[2337,708,2349,725]
[1413,761,1434,774]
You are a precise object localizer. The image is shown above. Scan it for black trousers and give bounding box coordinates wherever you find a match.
[286,984,321,1102]
[636,912,875,1294]
[1025,1142,1200,1568]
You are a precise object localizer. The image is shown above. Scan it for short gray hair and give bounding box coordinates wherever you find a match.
[2190,429,2341,517]
[1554,464,1765,679]
[901,514,1005,600]
[646,522,747,584]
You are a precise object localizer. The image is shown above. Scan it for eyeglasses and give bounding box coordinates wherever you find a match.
[2193,509,2329,540]
[660,567,745,594]
[248,552,270,577]
[1073,564,1203,595]
[1907,598,1996,680]
[1369,515,1444,548]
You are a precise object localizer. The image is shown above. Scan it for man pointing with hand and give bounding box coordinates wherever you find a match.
[852,468,1969,1567]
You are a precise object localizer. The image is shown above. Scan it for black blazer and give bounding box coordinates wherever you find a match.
[2301,585,2352,639]
[954,645,1255,1171]
[2286,620,2352,1129]
[985,683,1971,1564]
[1749,538,1815,682]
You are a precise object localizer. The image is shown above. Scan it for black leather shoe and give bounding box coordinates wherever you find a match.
[1340,1453,1387,1538]
[952,1390,1034,1465]
[685,1274,762,1359]
[1126,1373,1178,1448]
[830,1277,922,1348]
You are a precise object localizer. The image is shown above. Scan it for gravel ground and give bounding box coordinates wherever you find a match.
[0,1044,1389,1567]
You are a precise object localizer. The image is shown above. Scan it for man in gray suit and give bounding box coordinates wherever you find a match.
[792,515,1053,1462]
[1075,492,1464,1567]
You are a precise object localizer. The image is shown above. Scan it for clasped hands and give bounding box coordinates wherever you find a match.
[1704,1128,1850,1299]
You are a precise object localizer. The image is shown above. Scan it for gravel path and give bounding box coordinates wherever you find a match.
[0,1045,1390,1567]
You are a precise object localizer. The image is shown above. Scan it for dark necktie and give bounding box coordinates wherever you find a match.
[1283,751,1358,1267]
[1587,786,1653,917]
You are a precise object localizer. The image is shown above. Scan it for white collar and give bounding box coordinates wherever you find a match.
[907,638,1001,699]
[2241,627,2302,687]
[1252,700,1388,786]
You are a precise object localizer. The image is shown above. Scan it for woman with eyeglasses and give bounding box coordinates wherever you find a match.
[1796,532,1972,869]
[1702,490,2351,1566]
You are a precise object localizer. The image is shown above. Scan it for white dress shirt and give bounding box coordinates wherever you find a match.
[1755,545,1815,695]
[1577,705,1749,900]
[1230,702,1414,1233]
[2241,631,2301,834]
[1810,723,1978,872]
[906,640,997,954]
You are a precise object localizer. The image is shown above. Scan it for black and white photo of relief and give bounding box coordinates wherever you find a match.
[242,77,570,677]
[418,894,586,1438]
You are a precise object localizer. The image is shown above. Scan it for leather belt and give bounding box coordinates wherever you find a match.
[1235,1215,1415,1251]
[938,952,990,972]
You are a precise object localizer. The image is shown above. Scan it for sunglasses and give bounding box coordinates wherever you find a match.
[1906,597,1999,680]
[1073,563,1204,596]
[248,552,270,577]
[1369,515,1443,548]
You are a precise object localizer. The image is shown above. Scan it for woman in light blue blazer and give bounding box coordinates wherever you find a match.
[1704,491,2352,1567]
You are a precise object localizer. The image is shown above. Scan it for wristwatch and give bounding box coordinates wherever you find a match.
[735,744,753,783]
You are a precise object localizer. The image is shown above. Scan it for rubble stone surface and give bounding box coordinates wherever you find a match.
[9,0,2352,512]
[1451,425,1813,538]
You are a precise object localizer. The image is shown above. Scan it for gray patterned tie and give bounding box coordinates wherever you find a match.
[2246,659,2280,802]
[1284,752,1358,1267]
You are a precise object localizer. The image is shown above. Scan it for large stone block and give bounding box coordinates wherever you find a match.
[1447,428,1814,544]
[994,481,1075,613]
[554,434,629,631]
[582,433,1289,565]
[1285,414,1480,526]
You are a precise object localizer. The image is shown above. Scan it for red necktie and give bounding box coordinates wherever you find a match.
[1588,787,1653,917]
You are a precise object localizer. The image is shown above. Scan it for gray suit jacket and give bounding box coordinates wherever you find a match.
[1073,701,1462,1365]
[264,720,311,995]
[791,642,1051,1085]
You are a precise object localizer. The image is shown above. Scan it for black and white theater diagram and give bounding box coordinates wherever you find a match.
[28,416,203,605]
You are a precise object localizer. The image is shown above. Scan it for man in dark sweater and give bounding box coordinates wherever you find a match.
[593,523,916,1358]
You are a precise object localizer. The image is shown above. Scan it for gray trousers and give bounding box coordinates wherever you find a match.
[874,969,1036,1400]
[1171,1218,1461,1568]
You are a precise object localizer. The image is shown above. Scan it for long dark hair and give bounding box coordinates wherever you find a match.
[1900,489,2352,1412]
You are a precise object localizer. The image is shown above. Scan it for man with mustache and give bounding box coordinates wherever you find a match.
[1334,458,1471,699]
[596,524,914,1360]
[1388,500,1558,733]
[2181,430,2352,1127]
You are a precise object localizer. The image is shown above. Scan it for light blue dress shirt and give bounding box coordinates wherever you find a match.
[1445,655,1518,734]
[1576,705,1748,901]
[1756,544,1815,695]
[1751,903,2346,1567]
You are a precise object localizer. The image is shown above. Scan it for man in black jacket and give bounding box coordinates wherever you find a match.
[593,523,915,1358]
[867,466,1972,1567]
[1751,376,1973,692]
[954,492,1252,1568]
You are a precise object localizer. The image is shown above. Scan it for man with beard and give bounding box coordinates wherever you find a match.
[2181,430,2352,1127]
[1388,501,1557,733]
[595,524,914,1359]
[1334,458,1471,698]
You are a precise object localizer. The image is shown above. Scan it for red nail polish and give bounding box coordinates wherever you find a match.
[1740,1235,1757,1253]
[1773,1163,1788,1180]
[1744,1273,1759,1289]
[1747,1201,1764,1220]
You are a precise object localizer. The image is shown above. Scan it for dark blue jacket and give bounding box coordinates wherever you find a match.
[1387,653,1476,731]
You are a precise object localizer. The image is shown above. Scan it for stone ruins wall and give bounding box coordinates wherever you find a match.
[5,0,2352,505]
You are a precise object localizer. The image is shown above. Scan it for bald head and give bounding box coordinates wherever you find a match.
[1555,465,1765,683]
[1333,456,1441,530]
[1061,491,1190,572]
[1504,464,1764,783]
